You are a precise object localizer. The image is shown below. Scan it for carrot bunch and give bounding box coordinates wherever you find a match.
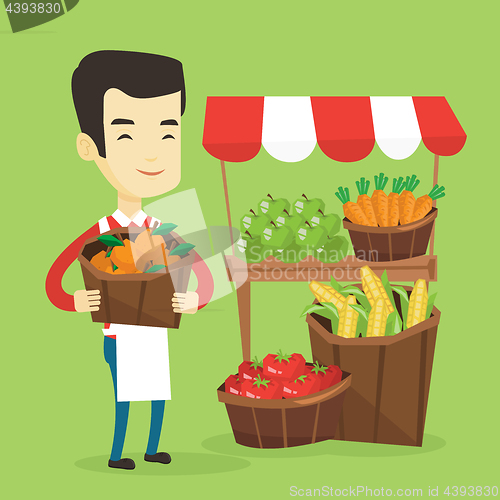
[336,173,445,227]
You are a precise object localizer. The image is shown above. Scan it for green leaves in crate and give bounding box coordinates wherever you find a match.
[300,301,340,335]
[98,235,124,247]
[349,303,369,337]
[144,265,166,273]
[341,285,371,311]
[151,223,178,236]
[112,263,118,272]
[170,243,195,256]
[391,285,410,331]
[380,270,403,336]
[426,293,438,319]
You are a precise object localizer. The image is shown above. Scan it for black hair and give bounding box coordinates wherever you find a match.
[72,50,185,157]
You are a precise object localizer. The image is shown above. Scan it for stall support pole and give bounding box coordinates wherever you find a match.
[236,281,251,360]
[429,154,439,256]
[220,160,234,255]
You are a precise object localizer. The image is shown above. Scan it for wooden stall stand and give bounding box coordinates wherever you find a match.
[203,96,466,361]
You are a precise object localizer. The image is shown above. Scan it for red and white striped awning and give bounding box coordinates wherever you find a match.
[202,96,466,163]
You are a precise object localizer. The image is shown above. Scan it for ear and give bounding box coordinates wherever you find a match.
[76,133,100,162]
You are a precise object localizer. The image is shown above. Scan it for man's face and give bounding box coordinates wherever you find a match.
[98,88,181,199]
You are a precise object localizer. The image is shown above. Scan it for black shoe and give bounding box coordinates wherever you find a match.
[108,458,135,470]
[144,452,171,464]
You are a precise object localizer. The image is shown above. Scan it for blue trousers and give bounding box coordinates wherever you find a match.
[104,336,165,461]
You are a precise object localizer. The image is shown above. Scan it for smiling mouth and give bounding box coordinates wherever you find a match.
[136,169,165,176]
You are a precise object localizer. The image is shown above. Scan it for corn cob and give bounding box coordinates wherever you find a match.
[366,298,388,337]
[407,279,428,327]
[337,295,358,338]
[360,266,394,314]
[309,280,345,311]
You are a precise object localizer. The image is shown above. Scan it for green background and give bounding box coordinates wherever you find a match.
[1,0,498,498]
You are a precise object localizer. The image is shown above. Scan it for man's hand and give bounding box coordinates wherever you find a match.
[74,289,101,312]
[172,292,199,314]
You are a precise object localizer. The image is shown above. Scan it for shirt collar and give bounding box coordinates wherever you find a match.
[111,209,148,227]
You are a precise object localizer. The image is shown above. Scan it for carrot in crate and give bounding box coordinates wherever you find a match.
[335,187,370,226]
[337,295,358,338]
[388,177,406,226]
[371,173,389,227]
[355,177,378,227]
[399,175,420,224]
[309,280,345,311]
[366,297,388,337]
[411,184,445,222]
[407,279,428,327]
[360,265,394,314]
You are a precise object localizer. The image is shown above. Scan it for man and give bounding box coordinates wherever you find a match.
[46,51,213,470]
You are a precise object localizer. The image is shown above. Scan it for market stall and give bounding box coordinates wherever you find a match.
[203,96,466,362]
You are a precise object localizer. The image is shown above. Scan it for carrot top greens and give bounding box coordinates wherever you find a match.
[392,176,406,194]
[335,186,351,204]
[356,177,371,196]
[405,174,420,192]
[374,173,389,190]
[428,184,446,200]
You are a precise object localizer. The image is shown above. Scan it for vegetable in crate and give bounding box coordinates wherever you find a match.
[306,361,342,390]
[263,351,306,381]
[411,184,445,222]
[293,194,325,221]
[238,357,264,382]
[366,297,389,337]
[355,177,378,227]
[282,374,321,398]
[388,176,406,226]
[225,375,242,396]
[399,174,420,224]
[308,280,346,311]
[372,173,389,227]
[241,374,283,400]
[337,295,359,338]
[258,194,290,220]
[360,265,394,314]
[407,279,428,327]
[335,186,370,226]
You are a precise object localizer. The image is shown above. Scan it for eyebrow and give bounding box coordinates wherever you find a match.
[111,118,135,125]
[160,119,179,126]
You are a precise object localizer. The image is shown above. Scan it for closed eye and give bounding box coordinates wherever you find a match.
[118,134,133,140]
[162,134,175,140]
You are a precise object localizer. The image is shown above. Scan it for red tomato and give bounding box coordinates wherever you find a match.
[238,357,264,382]
[241,375,283,400]
[225,374,241,396]
[282,374,322,398]
[308,362,342,390]
[263,350,306,381]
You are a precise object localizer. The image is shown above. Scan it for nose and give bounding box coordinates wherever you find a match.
[145,157,157,162]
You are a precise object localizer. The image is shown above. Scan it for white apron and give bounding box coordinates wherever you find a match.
[105,324,171,402]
